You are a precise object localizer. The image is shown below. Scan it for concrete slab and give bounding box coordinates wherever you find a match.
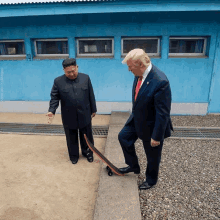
[0,112,109,220]
[103,126,126,165]
[0,134,106,220]
[109,111,130,126]
[93,112,142,220]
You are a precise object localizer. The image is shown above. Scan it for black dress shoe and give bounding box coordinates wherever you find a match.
[139,181,155,190]
[118,165,140,174]
[87,155,93,163]
[83,152,94,163]
[71,157,78,164]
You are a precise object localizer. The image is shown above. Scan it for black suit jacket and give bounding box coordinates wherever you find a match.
[126,64,173,141]
[48,73,97,129]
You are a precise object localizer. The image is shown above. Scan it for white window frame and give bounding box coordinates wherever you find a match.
[76,38,114,57]
[34,38,69,57]
[121,37,161,57]
[169,37,207,57]
[0,40,26,58]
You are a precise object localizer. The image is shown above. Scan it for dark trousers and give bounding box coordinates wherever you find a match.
[118,119,163,185]
[64,122,94,160]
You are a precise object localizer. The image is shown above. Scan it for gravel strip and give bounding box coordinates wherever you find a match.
[135,116,220,220]
[171,115,220,127]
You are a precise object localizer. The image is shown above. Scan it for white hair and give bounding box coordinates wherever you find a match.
[122,48,151,68]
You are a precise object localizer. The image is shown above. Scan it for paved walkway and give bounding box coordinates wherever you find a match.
[0,112,141,220]
[0,113,110,220]
[93,112,142,220]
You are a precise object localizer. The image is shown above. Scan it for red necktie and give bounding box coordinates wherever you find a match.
[135,76,143,101]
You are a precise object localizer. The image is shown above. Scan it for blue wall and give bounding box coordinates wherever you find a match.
[0,11,220,112]
[208,30,220,113]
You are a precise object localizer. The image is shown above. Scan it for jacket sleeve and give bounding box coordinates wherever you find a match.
[151,80,172,141]
[88,77,97,113]
[48,79,60,114]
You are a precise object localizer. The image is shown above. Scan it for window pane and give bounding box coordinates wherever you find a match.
[0,42,25,55]
[36,40,68,55]
[79,40,112,54]
[123,39,158,54]
[169,39,205,54]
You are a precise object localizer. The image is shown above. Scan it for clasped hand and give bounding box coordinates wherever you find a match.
[151,138,160,147]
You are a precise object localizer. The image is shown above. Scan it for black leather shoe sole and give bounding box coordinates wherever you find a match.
[119,167,140,174]
[71,159,78,164]
[139,183,155,190]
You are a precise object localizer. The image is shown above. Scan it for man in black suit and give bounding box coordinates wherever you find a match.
[118,49,173,190]
[46,58,97,164]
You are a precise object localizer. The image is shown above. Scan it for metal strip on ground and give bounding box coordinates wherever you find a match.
[0,123,220,140]
[0,123,109,137]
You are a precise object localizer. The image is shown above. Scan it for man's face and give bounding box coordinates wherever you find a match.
[64,65,78,80]
[127,59,143,77]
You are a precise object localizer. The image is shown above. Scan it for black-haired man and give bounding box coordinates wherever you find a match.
[47,58,97,164]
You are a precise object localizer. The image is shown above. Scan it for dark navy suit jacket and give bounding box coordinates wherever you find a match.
[126,64,173,141]
[48,73,97,129]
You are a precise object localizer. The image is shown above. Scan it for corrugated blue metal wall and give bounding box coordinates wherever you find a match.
[0,11,220,112]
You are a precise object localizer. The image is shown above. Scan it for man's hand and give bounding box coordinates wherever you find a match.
[46,112,55,124]
[91,112,96,119]
[151,138,160,147]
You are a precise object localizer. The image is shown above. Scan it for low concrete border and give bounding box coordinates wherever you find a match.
[93,112,142,220]
[0,101,209,115]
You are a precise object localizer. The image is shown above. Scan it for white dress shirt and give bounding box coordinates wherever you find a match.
[140,62,152,88]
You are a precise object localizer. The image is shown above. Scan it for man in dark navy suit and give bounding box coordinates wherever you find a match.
[118,49,173,190]
[46,58,97,164]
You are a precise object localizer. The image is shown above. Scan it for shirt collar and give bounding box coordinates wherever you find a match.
[65,74,78,82]
[142,62,152,80]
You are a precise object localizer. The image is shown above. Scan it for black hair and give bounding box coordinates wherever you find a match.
[62,58,77,69]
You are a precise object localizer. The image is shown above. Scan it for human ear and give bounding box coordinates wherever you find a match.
[145,57,150,64]
[139,61,144,67]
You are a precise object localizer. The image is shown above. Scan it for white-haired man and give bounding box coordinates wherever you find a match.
[118,48,173,190]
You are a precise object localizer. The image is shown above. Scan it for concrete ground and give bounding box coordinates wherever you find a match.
[0,113,110,220]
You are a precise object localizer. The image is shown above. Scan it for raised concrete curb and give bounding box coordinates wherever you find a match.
[93,111,142,220]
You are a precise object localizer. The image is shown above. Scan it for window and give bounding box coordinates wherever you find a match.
[122,37,160,57]
[34,39,68,57]
[77,38,114,57]
[169,37,207,57]
[0,40,25,59]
